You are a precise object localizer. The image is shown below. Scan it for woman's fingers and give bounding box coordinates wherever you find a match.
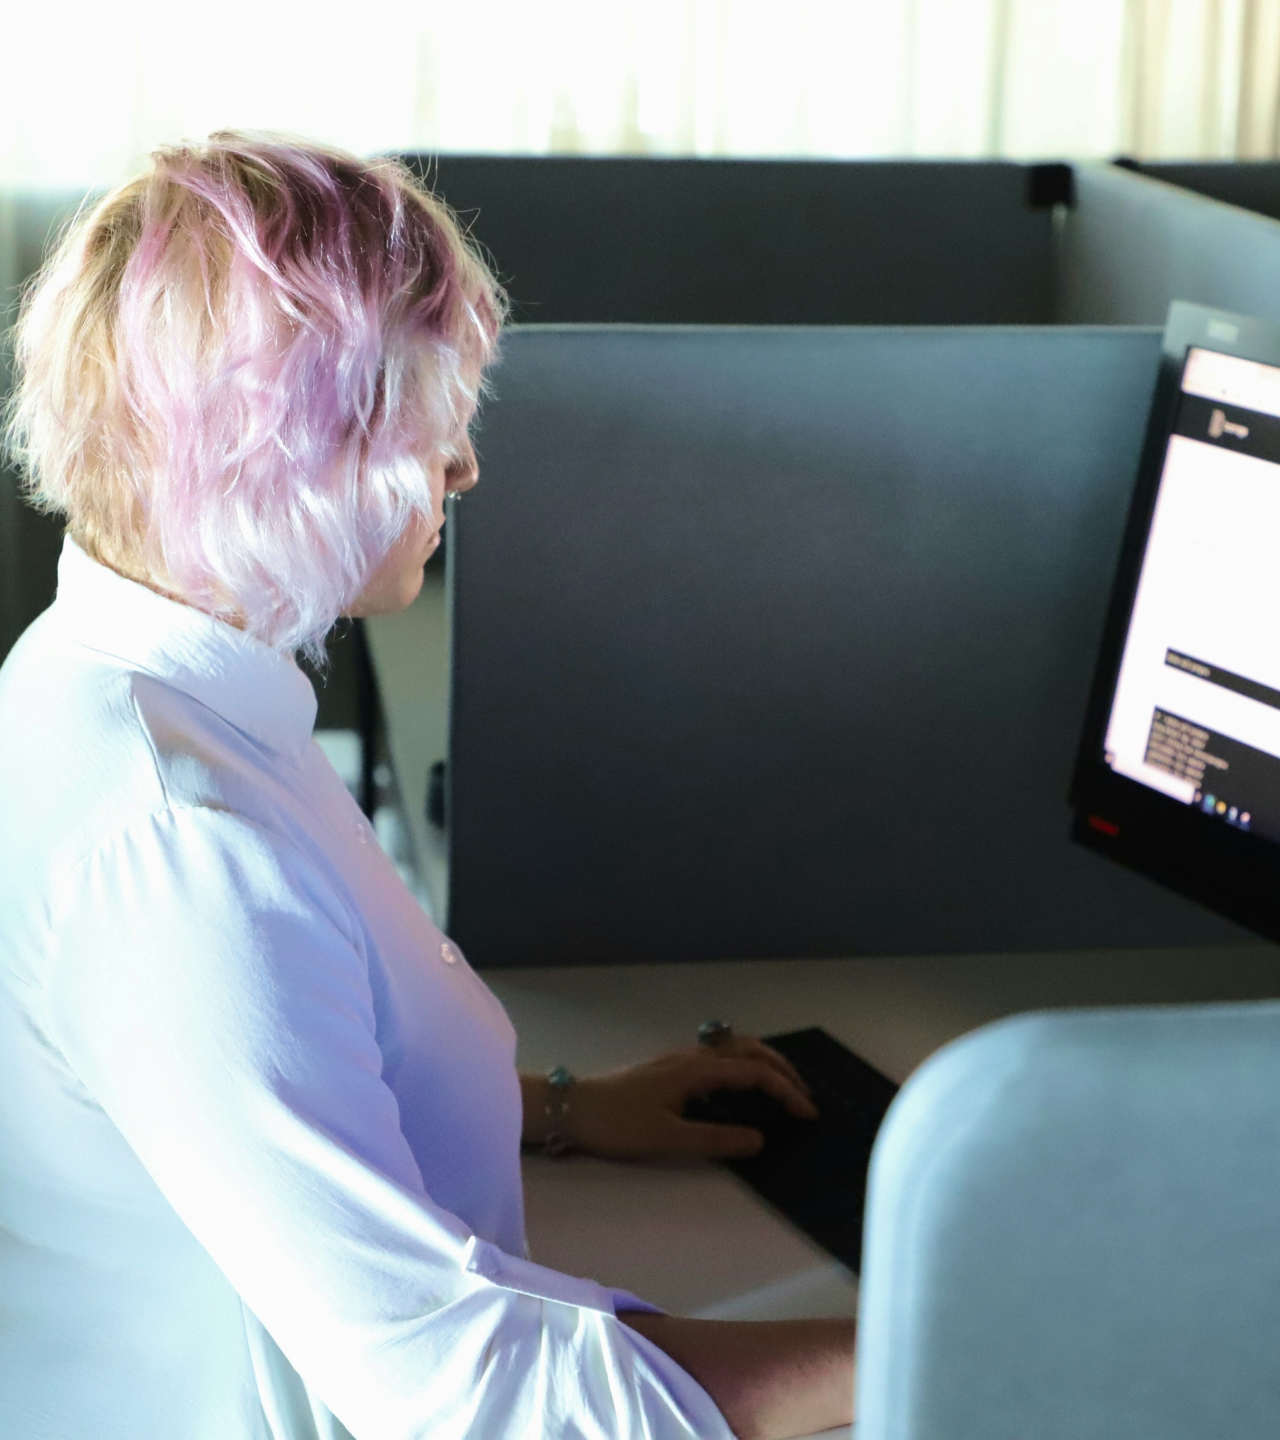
[731,1037,810,1096]
[688,1056,818,1120]
[566,1045,819,1162]
[701,1033,811,1096]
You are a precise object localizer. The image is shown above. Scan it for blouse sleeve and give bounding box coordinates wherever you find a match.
[39,805,733,1440]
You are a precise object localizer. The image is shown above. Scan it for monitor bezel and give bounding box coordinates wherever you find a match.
[1070,301,1280,943]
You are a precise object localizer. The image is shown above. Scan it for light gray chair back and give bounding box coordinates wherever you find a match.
[857,1001,1280,1440]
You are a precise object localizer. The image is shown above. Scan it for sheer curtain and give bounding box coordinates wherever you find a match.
[3,0,1280,194]
[1121,0,1280,158]
[4,0,1280,653]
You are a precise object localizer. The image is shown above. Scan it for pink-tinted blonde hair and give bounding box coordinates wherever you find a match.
[4,132,504,658]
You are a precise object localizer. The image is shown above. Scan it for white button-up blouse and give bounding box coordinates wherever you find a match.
[0,541,732,1440]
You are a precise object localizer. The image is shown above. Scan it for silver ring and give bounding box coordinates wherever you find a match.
[697,1019,734,1048]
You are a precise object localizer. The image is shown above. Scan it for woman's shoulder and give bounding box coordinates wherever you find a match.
[0,610,167,841]
[0,617,325,930]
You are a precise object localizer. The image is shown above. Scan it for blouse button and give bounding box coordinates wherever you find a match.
[440,942,459,966]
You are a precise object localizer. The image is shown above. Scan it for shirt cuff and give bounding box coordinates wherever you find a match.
[463,1236,619,1314]
[608,1288,664,1316]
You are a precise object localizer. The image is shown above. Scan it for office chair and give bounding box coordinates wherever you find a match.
[855,1001,1280,1440]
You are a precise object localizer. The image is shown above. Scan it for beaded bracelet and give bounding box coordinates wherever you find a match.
[543,1065,575,1156]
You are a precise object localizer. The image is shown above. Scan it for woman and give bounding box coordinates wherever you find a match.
[0,134,855,1440]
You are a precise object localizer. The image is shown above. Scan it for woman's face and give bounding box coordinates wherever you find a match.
[346,434,479,618]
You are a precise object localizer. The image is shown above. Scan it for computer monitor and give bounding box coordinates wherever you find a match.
[1073,301,1280,941]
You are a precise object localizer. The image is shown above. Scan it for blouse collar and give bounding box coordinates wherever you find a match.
[52,539,318,755]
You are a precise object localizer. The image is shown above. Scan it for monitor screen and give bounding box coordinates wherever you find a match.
[1104,346,1280,837]
[1073,302,1280,941]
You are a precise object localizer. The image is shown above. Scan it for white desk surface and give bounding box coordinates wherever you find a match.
[368,576,1280,1439]
[489,946,1280,1318]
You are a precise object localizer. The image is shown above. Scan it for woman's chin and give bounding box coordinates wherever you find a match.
[384,568,428,615]
[345,566,425,619]
[400,565,428,609]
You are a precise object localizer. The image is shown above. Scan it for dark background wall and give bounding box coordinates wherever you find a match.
[407,156,1059,326]
[2,159,1063,671]
[0,194,84,664]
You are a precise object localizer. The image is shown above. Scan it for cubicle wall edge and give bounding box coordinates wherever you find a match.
[1057,163,1280,327]
[1127,160,1280,225]
[446,323,1249,969]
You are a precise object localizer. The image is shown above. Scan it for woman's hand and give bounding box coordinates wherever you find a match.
[521,1036,817,1160]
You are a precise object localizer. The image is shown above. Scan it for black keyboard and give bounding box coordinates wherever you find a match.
[683,1027,898,1271]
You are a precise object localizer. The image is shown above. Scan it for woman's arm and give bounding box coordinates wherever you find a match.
[45,808,736,1440]
[621,1313,855,1440]
[520,1043,818,1159]
[520,1048,850,1437]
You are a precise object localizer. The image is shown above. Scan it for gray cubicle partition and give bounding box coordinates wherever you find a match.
[1057,163,1280,326]
[447,325,1247,968]
[405,156,1060,325]
[10,159,1280,668]
[407,156,1280,336]
[3,161,1069,668]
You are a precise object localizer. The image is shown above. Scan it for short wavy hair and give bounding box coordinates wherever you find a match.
[4,132,503,658]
